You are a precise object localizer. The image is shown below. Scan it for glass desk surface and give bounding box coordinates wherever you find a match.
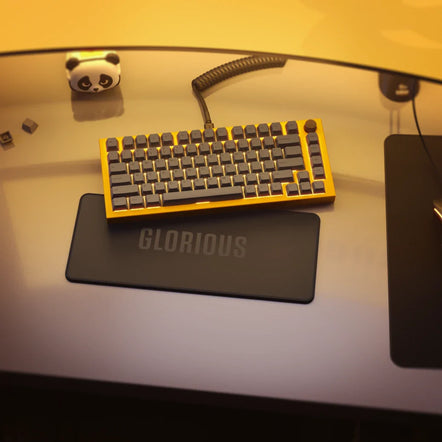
[0,50,441,415]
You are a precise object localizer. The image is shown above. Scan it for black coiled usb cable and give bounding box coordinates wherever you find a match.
[192,55,287,129]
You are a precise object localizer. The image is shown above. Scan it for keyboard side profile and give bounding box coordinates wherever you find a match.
[99,119,335,220]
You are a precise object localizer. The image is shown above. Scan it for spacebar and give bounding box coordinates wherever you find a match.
[162,186,244,206]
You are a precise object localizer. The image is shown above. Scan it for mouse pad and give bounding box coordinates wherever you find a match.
[66,194,320,303]
[384,135,442,368]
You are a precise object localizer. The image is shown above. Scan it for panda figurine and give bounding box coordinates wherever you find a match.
[66,51,121,93]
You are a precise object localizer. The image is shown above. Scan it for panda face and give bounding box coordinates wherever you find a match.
[66,52,121,93]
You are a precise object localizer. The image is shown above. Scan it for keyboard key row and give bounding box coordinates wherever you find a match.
[106,126,307,152]
[112,179,326,210]
[110,169,324,195]
[108,150,310,172]
[108,157,315,182]
[107,137,304,161]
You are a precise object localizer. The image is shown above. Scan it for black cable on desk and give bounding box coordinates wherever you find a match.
[411,87,442,192]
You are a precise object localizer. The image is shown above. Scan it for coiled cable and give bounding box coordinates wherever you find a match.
[192,55,287,129]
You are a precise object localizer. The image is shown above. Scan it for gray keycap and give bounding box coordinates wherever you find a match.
[232,126,244,139]
[160,146,171,158]
[207,177,218,188]
[155,159,167,170]
[110,174,131,186]
[142,160,154,172]
[123,136,134,149]
[186,168,197,179]
[246,173,258,184]
[173,145,184,157]
[173,169,185,180]
[212,141,223,153]
[121,150,132,162]
[212,165,224,176]
[129,161,140,173]
[310,156,323,167]
[194,178,205,189]
[146,194,161,206]
[313,181,325,193]
[224,140,236,152]
[258,183,270,195]
[190,130,202,143]
[276,158,304,170]
[276,134,300,148]
[130,195,144,208]
[161,132,174,146]
[245,185,257,197]
[307,133,319,145]
[207,154,219,165]
[135,135,147,148]
[154,182,166,193]
[133,173,145,184]
[146,171,158,183]
[286,121,299,134]
[162,186,244,206]
[270,182,283,194]
[245,125,257,138]
[250,138,262,150]
[147,147,158,160]
[284,145,302,158]
[286,183,299,196]
[159,170,171,181]
[250,161,262,173]
[109,163,127,175]
[141,183,153,195]
[220,176,232,187]
[134,149,146,161]
[312,166,325,179]
[257,123,270,137]
[177,131,189,145]
[181,157,193,168]
[148,133,161,147]
[199,167,210,178]
[112,197,127,210]
[272,170,294,182]
[297,171,310,182]
[225,164,236,175]
[238,163,250,174]
[199,143,211,155]
[111,184,139,198]
[203,128,215,142]
[108,151,120,163]
[106,138,119,151]
[168,181,179,192]
[300,181,312,194]
[168,158,179,169]
[181,180,192,191]
[216,127,228,141]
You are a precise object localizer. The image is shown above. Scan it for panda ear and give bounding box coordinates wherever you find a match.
[66,58,80,70]
[105,53,120,65]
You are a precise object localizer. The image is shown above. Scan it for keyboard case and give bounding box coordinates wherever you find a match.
[99,119,335,220]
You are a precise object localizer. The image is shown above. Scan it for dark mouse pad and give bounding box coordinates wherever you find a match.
[66,194,320,303]
[384,135,442,368]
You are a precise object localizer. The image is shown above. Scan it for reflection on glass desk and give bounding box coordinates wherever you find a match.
[0,50,441,416]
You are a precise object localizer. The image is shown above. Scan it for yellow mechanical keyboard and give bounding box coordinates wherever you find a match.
[99,118,335,220]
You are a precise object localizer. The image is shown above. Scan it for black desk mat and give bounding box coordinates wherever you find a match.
[384,135,442,368]
[66,194,320,303]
